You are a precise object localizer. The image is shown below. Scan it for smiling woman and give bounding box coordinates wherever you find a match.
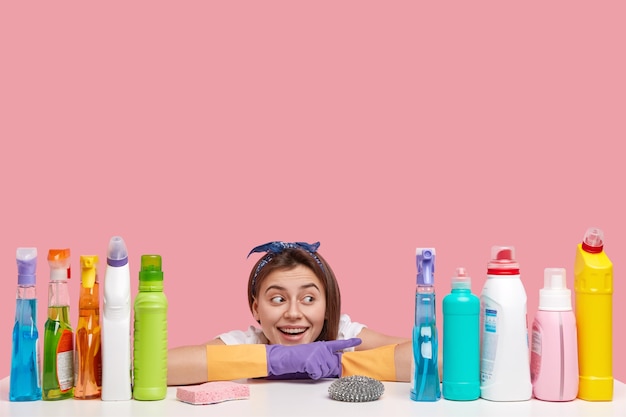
[167,241,412,386]
[251,265,329,346]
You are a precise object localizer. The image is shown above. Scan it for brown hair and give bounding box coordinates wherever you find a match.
[247,248,341,342]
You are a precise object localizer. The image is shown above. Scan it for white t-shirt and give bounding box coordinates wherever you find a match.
[216,313,366,352]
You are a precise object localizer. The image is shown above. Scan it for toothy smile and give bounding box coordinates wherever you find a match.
[279,327,307,335]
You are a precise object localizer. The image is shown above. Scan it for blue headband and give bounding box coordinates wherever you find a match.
[248,241,324,292]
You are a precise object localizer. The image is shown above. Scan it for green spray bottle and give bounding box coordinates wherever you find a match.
[42,248,74,400]
[132,254,168,400]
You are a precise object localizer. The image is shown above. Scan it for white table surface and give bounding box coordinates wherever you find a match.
[1,376,625,417]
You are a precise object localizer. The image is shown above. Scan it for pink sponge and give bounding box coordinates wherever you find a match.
[176,381,250,405]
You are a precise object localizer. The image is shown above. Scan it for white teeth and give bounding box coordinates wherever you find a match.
[281,328,306,334]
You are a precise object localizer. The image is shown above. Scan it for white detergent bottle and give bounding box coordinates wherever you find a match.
[479,245,532,401]
[101,236,132,400]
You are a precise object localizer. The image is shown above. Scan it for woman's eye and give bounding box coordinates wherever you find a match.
[302,296,314,303]
[270,296,285,303]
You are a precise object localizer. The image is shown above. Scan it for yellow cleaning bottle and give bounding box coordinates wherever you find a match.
[574,227,613,401]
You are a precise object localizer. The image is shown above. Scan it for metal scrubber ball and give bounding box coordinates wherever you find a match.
[328,375,385,402]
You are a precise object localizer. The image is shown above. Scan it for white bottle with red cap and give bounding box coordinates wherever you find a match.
[479,245,532,401]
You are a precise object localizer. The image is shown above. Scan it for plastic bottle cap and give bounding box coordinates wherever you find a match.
[581,227,604,254]
[487,245,520,275]
[139,254,163,281]
[451,267,471,290]
[17,247,37,286]
[539,267,572,311]
[48,248,71,281]
[107,236,129,267]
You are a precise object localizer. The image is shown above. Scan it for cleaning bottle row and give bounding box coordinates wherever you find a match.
[8,236,169,402]
[412,226,613,403]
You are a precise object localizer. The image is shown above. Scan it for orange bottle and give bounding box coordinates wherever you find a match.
[74,255,102,399]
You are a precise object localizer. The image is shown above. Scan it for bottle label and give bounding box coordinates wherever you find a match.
[480,308,498,383]
[530,327,542,382]
[484,309,497,333]
[531,329,542,355]
[56,330,74,392]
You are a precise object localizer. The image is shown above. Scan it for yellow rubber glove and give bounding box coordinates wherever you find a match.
[340,344,398,381]
[206,344,268,381]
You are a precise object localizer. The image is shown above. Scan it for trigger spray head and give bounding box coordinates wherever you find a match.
[80,255,99,289]
[48,248,71,281]
[416,248,436,286]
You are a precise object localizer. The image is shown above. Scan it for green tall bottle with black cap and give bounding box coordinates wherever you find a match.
[133,255,167,400]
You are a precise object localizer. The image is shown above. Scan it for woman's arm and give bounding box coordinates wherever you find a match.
[167,338,225,386]
[352,327,412,382]
[393,341,413,382]
[354,327,409,350]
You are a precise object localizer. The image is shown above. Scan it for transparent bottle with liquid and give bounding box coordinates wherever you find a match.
[10,247,42,402]
[574,227,613,401]
[479,245,531,401]
[410,248,441,402]
[74,255,102,399]
[42,248,75,400]
[133,254,168,400]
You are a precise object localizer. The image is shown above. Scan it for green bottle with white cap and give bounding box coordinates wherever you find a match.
[132,254,168,400]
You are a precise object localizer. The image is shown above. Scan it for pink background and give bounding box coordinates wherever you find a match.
[1,2,624,383]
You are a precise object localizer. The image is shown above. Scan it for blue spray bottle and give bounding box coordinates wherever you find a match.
[10,247,42,401]
[410,248,441,401]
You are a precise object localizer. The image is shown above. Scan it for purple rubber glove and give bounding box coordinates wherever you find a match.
[266,338,362,380]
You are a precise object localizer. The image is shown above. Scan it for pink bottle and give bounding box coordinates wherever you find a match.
[530,268,579,401]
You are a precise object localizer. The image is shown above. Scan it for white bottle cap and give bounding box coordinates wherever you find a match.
[538,268,572,311]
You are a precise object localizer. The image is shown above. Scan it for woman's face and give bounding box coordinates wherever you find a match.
[252,264,327,345]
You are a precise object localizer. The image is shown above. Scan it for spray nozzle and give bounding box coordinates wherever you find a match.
[582,227,604,254]
[48,248,71,280]
[451,266,471,290]
[416,248,435,286]
[80,255,99,289]
[17,247,37,286]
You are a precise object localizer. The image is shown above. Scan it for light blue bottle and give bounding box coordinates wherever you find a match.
[442,267,480,400]
[10,247,42,401]
[410,248,441,402]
